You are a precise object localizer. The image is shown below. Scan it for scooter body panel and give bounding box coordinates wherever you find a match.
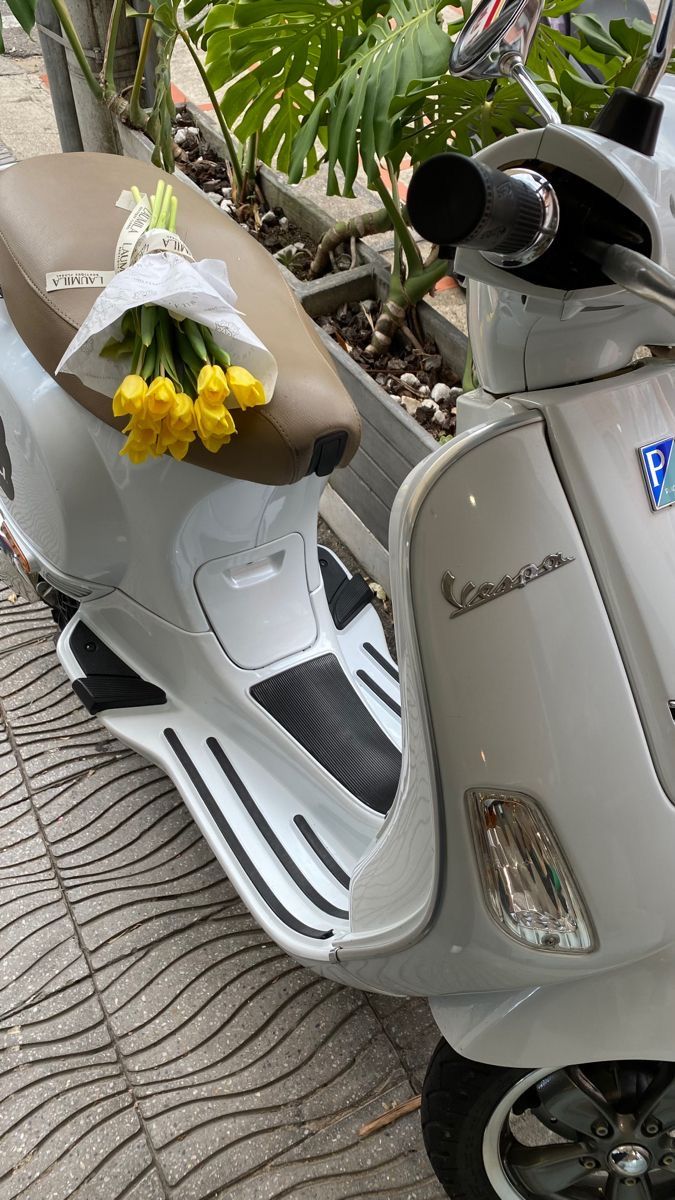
[335,413,675,1017]
[524,358,675,811]
[430,942,675,1070]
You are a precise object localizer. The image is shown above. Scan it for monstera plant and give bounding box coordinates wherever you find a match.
[2,0,661,358]
[199,0,657,355]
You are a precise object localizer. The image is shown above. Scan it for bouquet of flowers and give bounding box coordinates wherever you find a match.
[56,181,276,467]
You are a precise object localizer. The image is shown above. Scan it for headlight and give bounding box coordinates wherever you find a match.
[468,790,595,953]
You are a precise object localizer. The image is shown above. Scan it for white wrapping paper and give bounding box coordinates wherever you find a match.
[56,251,277,406]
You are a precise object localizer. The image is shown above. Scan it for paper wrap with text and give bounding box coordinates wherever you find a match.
[56,251,278,408]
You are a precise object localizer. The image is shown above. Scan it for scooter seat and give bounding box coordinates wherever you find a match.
[0,153,361,484]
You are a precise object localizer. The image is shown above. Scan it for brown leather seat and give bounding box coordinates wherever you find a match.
[0,153,361,484]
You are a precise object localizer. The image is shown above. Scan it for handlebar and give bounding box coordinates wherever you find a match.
[406,153,558,265]
[584,240,675,318]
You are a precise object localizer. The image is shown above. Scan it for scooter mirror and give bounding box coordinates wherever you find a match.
[451,0,543,78]
[451,0,562,125]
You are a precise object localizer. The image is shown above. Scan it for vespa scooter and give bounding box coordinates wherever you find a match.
[2,0,675,1191]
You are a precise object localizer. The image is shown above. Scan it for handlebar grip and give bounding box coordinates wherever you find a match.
[406,153,548,257]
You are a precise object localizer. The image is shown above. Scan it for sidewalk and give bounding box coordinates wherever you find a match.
[0,581,442,1200]
[0,7,60,159]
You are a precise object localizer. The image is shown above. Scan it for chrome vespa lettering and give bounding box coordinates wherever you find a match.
[441,552,574,618]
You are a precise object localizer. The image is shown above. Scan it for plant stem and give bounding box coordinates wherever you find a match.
[403,257,449,307]
[462,340,475,392]
[102,0,126,99]
[240,132,259,201]
[372,166,423,276]
[365,257,449,357]
[49,0,103,100]
[129,4,154,126]
[176,25,244,194]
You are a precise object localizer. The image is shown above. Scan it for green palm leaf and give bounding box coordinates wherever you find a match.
[0,0,37,54]
[204,0,364,178]
[288,0,451,194]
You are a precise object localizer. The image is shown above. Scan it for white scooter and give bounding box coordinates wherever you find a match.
[2,0,675,1192]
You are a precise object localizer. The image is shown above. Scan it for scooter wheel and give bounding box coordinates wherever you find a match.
[422,1039,526,1199]
[422,1041,675,1199]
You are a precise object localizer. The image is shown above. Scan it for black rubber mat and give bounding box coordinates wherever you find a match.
[318,547,373,629]
[251,654,401,815]
[71,621,166,714]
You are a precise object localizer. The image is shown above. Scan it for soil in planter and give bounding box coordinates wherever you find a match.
[172,110,320,277]
[172,111,461,440]
[317,302,461,441]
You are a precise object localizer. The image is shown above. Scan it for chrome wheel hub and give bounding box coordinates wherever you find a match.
[608,1145,652,1177]
[482,1061,675,1199]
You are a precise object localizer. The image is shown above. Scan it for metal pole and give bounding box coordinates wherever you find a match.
[62,0,140,154]
[634,0,675,96]
[35,0,83,152]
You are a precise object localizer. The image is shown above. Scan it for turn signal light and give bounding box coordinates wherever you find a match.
[469,790,595,953]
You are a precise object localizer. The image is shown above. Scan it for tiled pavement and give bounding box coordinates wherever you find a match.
[0,580,444,1200]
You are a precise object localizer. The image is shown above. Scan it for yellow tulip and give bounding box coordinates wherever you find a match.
[197,364,230,406]
[195,398,236,440]
[226,366,266,409]
[119,439,151,464]
[146,376,177,417]
[167,392,196,433]
[200,432,233,453]
[113,374,148,418]
[122,418,160,446]
[157,426,195,458]
[166,438,193,461]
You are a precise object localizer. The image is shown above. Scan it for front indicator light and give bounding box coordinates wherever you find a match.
[469,790,595,953]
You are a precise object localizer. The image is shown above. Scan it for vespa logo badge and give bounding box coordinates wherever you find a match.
[441,553,575,618]
[638,438,675,511]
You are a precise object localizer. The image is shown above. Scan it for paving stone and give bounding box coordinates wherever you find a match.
[210,1084,440,1200]
[0,589,444,1197]
[368,996,441,1093]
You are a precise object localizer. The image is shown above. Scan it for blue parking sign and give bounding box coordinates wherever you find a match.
[639,438,675,510]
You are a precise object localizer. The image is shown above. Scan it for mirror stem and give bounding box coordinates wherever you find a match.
[634,0,675,96]
[501,53,562,125]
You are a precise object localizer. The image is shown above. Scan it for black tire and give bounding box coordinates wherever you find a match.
[423,1043,675,1199]
[421,1038,529,1200]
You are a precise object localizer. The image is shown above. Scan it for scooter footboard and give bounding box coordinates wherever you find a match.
[337,410,675,1017]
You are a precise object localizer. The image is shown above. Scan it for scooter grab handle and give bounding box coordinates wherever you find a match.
[406,151,559,266]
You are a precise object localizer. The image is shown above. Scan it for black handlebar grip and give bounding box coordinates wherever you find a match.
[406,153,545,257]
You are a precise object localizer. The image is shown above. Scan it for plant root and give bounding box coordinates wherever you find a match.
[364,298,408,357]
[309,208,393,278]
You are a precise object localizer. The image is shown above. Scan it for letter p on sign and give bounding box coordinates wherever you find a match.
[639,437,675,510]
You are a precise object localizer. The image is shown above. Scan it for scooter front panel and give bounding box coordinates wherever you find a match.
[528,358,675,817]
[342,413,674,1003]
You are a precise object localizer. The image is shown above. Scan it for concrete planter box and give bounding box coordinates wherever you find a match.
[293,265,464,549]
[113,113,467,585]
